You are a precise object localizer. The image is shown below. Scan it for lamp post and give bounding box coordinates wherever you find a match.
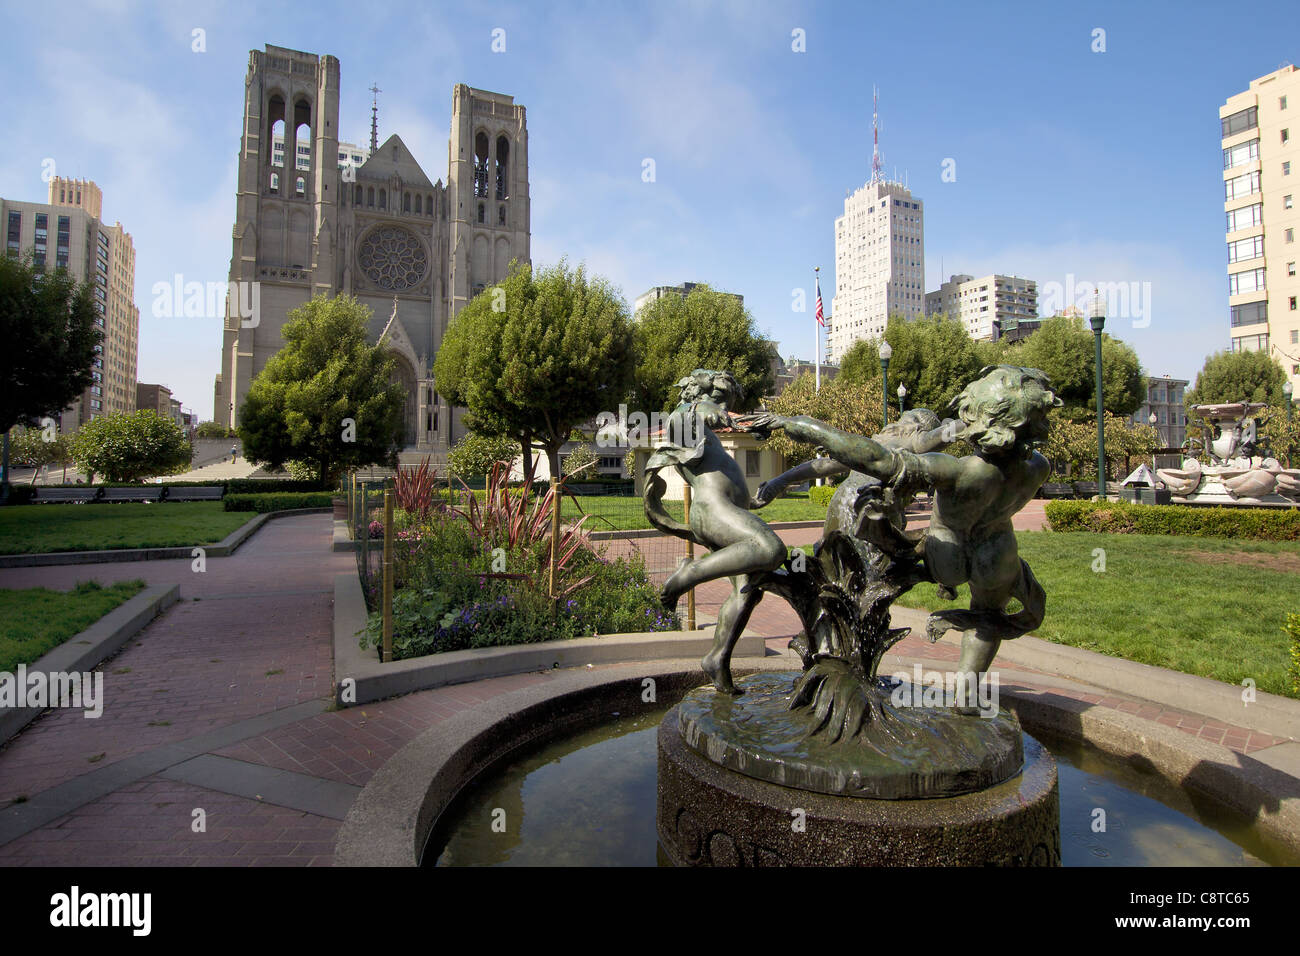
[898,383,907,416]
[1285,380,1295,468]
[1149,412,1159,473]
[879,340,892,426]
[1089,290,1107,498]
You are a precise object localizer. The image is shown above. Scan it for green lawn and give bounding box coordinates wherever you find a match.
[566,491,827,532]
[891,531,1300,698]
[0,580,146,671]
[0,502,252,555]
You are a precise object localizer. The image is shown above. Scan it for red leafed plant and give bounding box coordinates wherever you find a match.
[455,460,594,596]
[393,456,440,519]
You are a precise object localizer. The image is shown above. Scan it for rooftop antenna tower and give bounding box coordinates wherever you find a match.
[369,83,382,153]
[871,85,884,183]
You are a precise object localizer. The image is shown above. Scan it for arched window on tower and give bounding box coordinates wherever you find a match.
[427,194,434,216]
[414,194,422,215]
[295,176,305,196]
[403,191,411,212]
[267,95,286,168]
[270,172,279,194]
[495,135,509,200]
[474,131,489,198]
[293,98,312,172]
[367,187,374,208]
[498,205,506,225]
[379,189,387,209]
[478,203,485,224]
[355,185,363,205]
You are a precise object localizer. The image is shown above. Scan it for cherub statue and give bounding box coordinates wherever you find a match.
[643,369,786,694]
[751,365,1060,710]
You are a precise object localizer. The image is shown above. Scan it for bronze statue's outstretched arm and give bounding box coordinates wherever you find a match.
[777,416,899,481]
[754,457,849,507]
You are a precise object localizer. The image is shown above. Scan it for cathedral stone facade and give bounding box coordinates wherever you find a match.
[213,44,530,456]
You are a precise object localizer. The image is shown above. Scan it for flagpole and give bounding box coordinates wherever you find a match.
[814,267,822,393]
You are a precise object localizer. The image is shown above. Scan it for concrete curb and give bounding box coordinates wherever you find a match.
[332,572,765,706]
[335,657,1300,866]
[888,605,1300,743]
[0,508,332,568]
[333,520,358,552]
[0,584,180,746]
[587,519,825,542]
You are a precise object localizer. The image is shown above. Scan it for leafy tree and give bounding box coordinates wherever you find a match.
[1042,409,1157,480]
[7,427,73,483]
[0,253,101,494]
[448,431,521,478]
[562,442,598,478]
[434,259,634,482]
[194,421,235,439]
[630,284,775,414]
[1004,314,1144,419]
[238,294,404,484]
[1260,405,1300,467]
[837,314,983,414]
[70,410,191,482]
[762,372,885,466]
[1185,349,1286,409]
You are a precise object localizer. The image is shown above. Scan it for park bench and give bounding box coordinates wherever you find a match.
[1071,481,1100,498]
[100,487,165,503]
[33,487,102,504]
[1039,483,1075,500]
[162,485,225,502]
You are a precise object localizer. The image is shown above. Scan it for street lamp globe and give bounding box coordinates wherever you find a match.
[879,341,892,361]
[1088,288,1106,333]
[898,384,907,399]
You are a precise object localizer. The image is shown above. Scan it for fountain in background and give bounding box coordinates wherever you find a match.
[647,366,1063,866]
[1156,403,1300,505]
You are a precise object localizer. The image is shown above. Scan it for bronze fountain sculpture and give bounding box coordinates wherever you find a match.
[648,365,1064,865]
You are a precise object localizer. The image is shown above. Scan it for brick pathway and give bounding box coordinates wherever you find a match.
[0,504,1285,866]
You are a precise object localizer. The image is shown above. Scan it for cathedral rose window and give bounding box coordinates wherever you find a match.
[358,226,428,291]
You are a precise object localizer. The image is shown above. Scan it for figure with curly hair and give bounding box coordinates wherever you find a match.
[749,365,1061,711]
[643,369,787,694]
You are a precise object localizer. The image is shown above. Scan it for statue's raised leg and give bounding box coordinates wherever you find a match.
[702,574,763,695]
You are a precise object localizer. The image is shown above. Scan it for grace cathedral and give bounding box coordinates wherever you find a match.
[213,44,530,457]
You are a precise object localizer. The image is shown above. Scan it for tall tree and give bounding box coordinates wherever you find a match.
[837,314,983,413]
[0,253,101,493]
[238,295,405,484]
[630,284,776,414]
[1185,349,1286,408]
[762,372,885,466]
[1005,314,1144,419]
[435,259,635,481]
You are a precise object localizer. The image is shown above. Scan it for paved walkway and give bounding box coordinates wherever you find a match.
[0,505,1290,866]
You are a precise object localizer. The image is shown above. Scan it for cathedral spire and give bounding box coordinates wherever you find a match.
[369,82,382,153]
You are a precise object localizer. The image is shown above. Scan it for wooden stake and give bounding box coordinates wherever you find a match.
[684,484,696,631]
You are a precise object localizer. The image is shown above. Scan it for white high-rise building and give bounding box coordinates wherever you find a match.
[827,91,923,363]
[828,180,925,362]
[925,273,1037,342]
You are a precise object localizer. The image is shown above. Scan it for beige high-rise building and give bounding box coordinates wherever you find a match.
[214,44,531,459]
[1,178,139,429]
[925,273,1037,342]
[1220,64,1300,393]
[829,179,925,363]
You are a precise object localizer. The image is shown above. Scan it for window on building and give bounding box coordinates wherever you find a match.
[1223,139,1259,169]
[1228,234,1265,262]
[498,205,506,225]
[295,177,305,196]
[478,203,485,224]
[1226,203,1264,231]
[1289,228,1296,243]
[1286,161,1293,176]
[1221,107,1259,137]
[745,450,761,477]
[1283,95,1290,110]
[1289,262,1297,277]
[1286,195,1295,210]
[1284,129,1291,145]
[1292,297,1298,311]
[1228,267,1266,296]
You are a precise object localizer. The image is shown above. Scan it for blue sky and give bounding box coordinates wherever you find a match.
[1,0,1295,420]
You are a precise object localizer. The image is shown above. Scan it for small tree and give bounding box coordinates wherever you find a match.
[630,284,776,415]
[435,259,634,482]
[448,431,521,478]
[562,442,598,478]
[238,295,405,484]
[70,410,191,483]
[7,427,74,483]
[762,372,885,466]
[837,314,983,414]
[1186,349,1287,409]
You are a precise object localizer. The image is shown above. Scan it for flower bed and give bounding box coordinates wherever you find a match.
[359,463,678,661]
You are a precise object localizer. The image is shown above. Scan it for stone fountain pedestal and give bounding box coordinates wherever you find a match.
[657,673,1061,867]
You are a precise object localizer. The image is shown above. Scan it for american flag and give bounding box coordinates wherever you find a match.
[815,274,825,327]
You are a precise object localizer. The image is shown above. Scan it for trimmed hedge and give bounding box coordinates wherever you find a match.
[1045,499,1300,541]
[1,478,332,507]
[223,492,337,513]
[808,485,836,508]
